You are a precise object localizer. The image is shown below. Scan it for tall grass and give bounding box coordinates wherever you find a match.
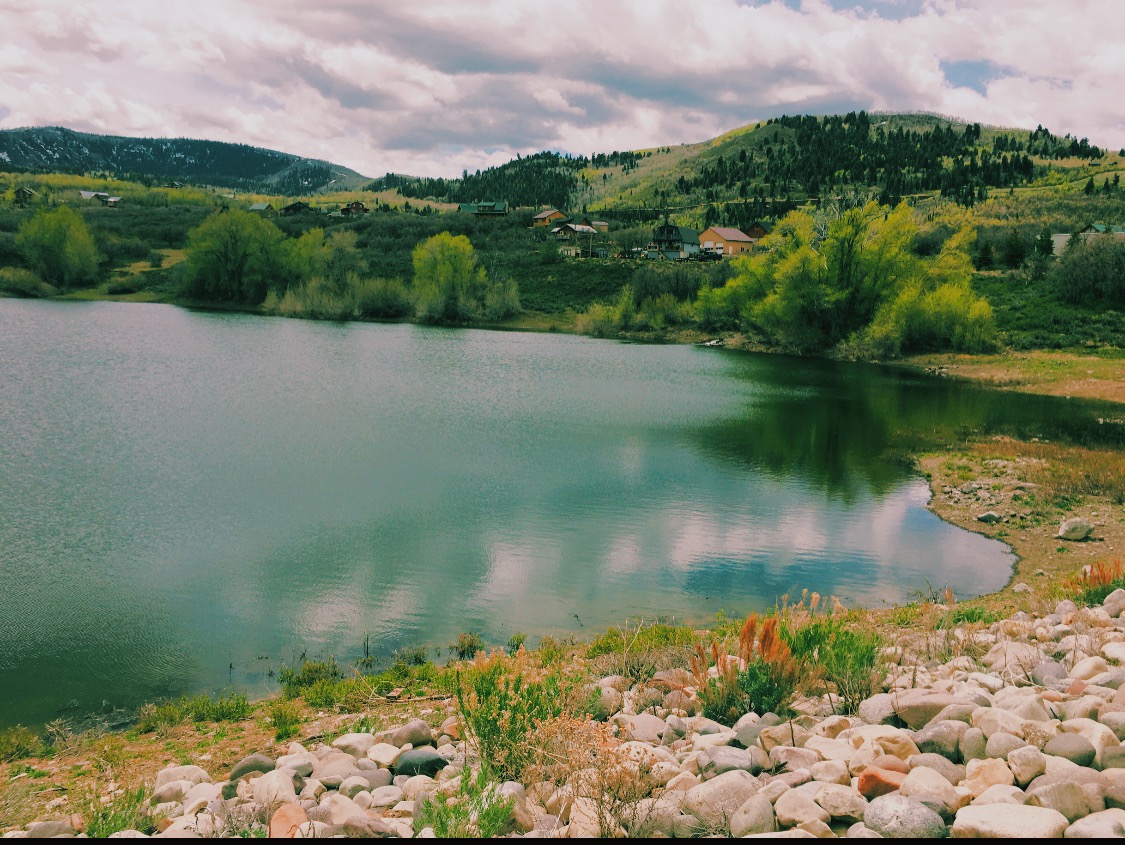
[135,692,250,732]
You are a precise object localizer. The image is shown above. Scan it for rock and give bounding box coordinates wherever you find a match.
[971,784,1025,805]
[569,796,608,838]
[914,720,967,760]
[857,694,898,726]
[151,780,192,805]
[869,755,910,774]
[932,703,978,725]
[985,732,1028,759]
[1102,746,1125,769]
[892,691,963,731]
[681,769,761,830]
[252,769,297,808]
[269,803,308,838]
[400,775,438,803]
[1105,783,1125,810]
[180,780,222,816]
[663,689,698,715]
[394,747,446,778]
[977,511,1001,524]
[1070,656,1110,681]
[1013,583,1033,593]
[390,719,433,748]
[810,759,851,785]
[699,745,759,778]
[1064,808,1125,837]
[908,753,965,786]
[317,792,363,826]
[959,727,987,763]
[951,804,1069,838]
[1058,517,1094,541]
[338,776,372,800]
[857,766,906,799]
[730,794,776,837]
[1026,780,1098,823]
[275,752,316,778]
[591,686,623,720]
[899,766,959,815]
[770,745,821,772]
[332,732,377,759]
[804,735,854,762]
[814,783,868,823]
[364,742,401,768]
[774,789,831,829]
[614,712,667,744]
[1007,744,1047,786]
[863,794,947,839]
[24,819,78,837]
[962,758,1014,797]
[1031,660,1068,686]
[341,813,400,837]
[155,765,211,789]
[230,753,275,782]
[1044,733,1097,767]
[367,785,405,809]
[759,723,812,752]
[312,752,362,788]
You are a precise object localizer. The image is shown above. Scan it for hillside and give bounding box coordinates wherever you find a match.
[396,112,1119,229]
[0,127,370,194]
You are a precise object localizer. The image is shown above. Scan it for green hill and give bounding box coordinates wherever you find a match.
[0,126,371,194]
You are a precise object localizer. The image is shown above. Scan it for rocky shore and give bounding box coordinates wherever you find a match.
[13,584,1125,838]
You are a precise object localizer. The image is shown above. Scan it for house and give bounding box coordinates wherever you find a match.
[340,201,368,216]
[458,201,509,216]
[649,224,700,260]
[744,221,772,241]
[97,195,122,207]
[1080,222,1125,238]
[557,213,609,232]
[699,226,755,256]
[281,201,313,216]
[14,186,38,206]
[249,202,276,215]
[533,208,567,227]
[551,222,599,241]
[79,190,109,200]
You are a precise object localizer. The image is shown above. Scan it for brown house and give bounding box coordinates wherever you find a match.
[533,208,567,227]
[699,226,754,256]
[340,201,369,216]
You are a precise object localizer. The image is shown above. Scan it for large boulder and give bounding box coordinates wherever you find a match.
[951,804,1069,838]
[863,794,947,839]
[681,769,761,831]
[1058,517,1094,541]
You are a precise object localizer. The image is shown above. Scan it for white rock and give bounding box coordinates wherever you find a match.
[366,742,402,768]
[1070,656,1110,681]
[952,804,1068,837]
[252,769,297,808]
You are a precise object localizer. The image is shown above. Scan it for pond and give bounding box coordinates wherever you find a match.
[1,299,1120,726]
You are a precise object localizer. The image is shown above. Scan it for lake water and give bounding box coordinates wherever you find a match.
[1,299,1120,726]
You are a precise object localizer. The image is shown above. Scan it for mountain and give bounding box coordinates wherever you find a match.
[396,112,1109,227]
[0,126,370,194]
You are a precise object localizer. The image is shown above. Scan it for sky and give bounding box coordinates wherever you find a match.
[2,0,1124,179]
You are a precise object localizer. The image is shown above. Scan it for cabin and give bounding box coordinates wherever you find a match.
[79,190,110,201]
[281,201,313,216]
[97,195,122,207]
[458,201,509,216]
[533,208,567,227]
[340,201,368,216]
[744,221,772,241]
[649,224,700,260]
[557,213,609,232]
[249,202,276,215]
[551,222,598,241]
[699,226,754,256]
[14,186,38,206]
[1080,222,1125,239]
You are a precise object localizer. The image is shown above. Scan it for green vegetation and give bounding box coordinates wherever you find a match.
[0,726,44,762]
[78,785,155,838]
[416,769,515,838]
[180,209,287,303]
[455,652,565,781]
[413,232,520,323]
[450,631,486,660]
[16,206,99,288]
[266,699,302,742]
[785,617,885,714]
[135,693,251,732]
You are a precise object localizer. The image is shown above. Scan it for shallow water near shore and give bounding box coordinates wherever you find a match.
[2,299,1121,727]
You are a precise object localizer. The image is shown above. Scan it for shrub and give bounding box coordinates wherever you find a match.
[450,632,485,661]
[278,658,342,698]
[267,699,302,742]
[415,769,515,838]
[135,693,251,732]
[16,205,99,288]
[354,276,413,318]
[1073,558,1125,607]
[574,301,618,337]
[0,726,43,762]
[0,267,57,297]
[692,614,802,725]
[786,618,884,715]
[456,651,564,781]
[587,621,698,683]
[77,786,154,838]
[506,633,527,655]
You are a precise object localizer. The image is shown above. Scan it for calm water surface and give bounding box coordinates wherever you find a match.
[1,299,1120,726]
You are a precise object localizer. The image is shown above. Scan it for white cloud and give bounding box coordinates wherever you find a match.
[1,0,1123,176]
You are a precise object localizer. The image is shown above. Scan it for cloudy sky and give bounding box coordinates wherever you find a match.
[2,0,1123,178]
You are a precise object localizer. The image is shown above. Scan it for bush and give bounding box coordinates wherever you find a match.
[450,632,486,661]
[135,692,251,731]
[268,699,302,742]
[78,786,154,838]
[354,276,414,318]
[415,769,515,838]
[0,266,56,298]
[1049,235,1125,305]
[692,615,802,725]
[785,618,883,715]
[0,726,43,762]
[456,652,564,781]
[278,657,343,698]
[16,205,99,288]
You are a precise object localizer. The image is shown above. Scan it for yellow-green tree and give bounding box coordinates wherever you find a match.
[16,205,99,288]
[181,209,286,303]
[412,232,519,323]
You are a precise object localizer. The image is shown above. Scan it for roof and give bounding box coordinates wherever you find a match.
[459,201,509,213]
[79,190,109,199]
[705,226,753,242]
[534,208,562,219]
[249,202,272,211]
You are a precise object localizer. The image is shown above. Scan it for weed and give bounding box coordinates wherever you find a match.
[935,605,1000,627]
[786,617,885,714]
[416,769,515,838]
[267,700,302,742]
[587,620,697,684]
[74,785,154,838]
[0,779,39,830]
[692,614,803,725]
[535,636,568,666]
[0,726,43,762]
[450,632,486,661]
[506,632,527,655]
[1072,558,1125,607]
[394,644,431,667]
[135,692,251,732]
[456,651,564,781]
[278,658,342,698]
